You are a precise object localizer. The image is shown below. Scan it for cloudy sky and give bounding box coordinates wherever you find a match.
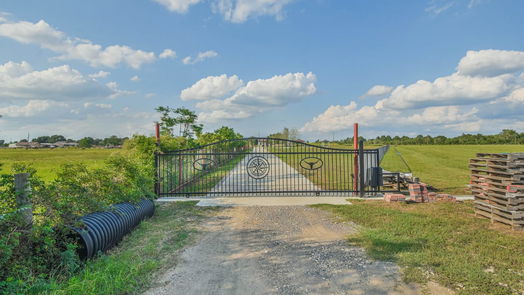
[0,0,523,141]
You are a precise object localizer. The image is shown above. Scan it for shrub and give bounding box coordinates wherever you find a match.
[0,153,155,294]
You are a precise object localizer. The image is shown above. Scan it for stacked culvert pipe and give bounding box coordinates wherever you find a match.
[72,199,155,259]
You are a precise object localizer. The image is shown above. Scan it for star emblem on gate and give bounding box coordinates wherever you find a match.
[246,156,270,179]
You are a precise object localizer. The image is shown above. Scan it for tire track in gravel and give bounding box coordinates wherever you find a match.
[144,206,422,295]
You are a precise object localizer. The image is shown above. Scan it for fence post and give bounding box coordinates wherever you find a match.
[154,122,161,197]
[14,173,32,226]
[358,140,365,198]
[353,123,359,192]
[154,152,159,196]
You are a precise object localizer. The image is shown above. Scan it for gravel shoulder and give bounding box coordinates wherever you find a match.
[144,206,422,295]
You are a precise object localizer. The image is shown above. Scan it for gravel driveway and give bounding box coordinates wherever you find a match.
[144,206,420,295]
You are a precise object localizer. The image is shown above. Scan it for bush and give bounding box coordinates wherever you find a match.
[0,153,155,294]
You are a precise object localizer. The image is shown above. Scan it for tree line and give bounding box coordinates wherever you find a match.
[0,135,129,148]
[333,129,524,145]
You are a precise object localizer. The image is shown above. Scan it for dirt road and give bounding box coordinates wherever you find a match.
[144,206,420,295]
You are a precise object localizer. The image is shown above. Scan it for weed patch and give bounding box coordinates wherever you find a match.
[50,201,217,295]
[314,201,524,295]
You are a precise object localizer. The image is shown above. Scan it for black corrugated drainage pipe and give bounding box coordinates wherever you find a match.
[71,199,155,259]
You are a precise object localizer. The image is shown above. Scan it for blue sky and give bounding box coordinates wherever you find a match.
[0,0,523,141]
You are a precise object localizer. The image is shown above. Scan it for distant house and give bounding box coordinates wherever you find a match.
[40,143,57,148]
[8,142,43,149]
[7,141,79,149]
[54,141,79,148]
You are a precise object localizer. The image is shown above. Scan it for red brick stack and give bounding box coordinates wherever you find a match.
[384,193,406,202]
[470,153,524,230]
[408,183,457,203]
[408,183,429,202]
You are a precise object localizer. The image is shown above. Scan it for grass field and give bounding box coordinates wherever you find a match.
[0,148,119,181]
[3,145,524,193]
[271,146,355,191]
[314,201,524,295]
[378,145,524,194]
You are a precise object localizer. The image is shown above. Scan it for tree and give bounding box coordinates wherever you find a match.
[78,137,95,148]
[102,135,126,146]
[49,135,66,143]
[32,136,50,143]
[499,129,519,144]
[196,126,243,146]
[289,128,299,141]
[155,106,203,138]
[269,127,300,140]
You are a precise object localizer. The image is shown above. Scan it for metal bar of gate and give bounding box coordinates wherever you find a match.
[155,138,398,197]
[359,140,365,198]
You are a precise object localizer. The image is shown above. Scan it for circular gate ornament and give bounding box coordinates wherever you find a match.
[299,157,323,171]
[193,158,216,171]
[246,156,270,179]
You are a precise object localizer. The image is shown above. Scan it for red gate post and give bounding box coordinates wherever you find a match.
[155,122,161,147]
[353,123,359,192]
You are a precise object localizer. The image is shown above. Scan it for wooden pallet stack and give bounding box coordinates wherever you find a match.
[470,153,524,230]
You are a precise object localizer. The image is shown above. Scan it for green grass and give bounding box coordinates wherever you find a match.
[4,145,524,193]
[180,154,246,194]
[379,145,524,194]
[314,201,524,295]
[271,146,355,190]
[0,149,117,181]
[159,154,246,195]
[48,201,217,295]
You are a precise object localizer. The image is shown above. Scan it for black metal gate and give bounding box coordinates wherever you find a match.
[155,138,398,197]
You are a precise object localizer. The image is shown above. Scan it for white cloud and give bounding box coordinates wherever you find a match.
[159,48,177,59]
[468,0,487,9]
[301,49,524,136]
[180,74,243,101]
[301,102,381,133]
[198,109,252,123]
[182,50,218,65]
[106,82,135,98]
[145,93,156,99]
[360,85,393,98]
[196,72,317,122]
[503,88,524,103]
[377,73,512,110]
[0,17,156,68]
[0,100,66,117]
[130,75,140,82]
[55,44,156,69]
[89,71,110,79]
[83,102,112,109]
[0,19,67,51]
[405,106,478,125]
[213,0,294,23]
[227,72,316,106]
[457,49,524,77]
[153,0,202,13]
[154,0,295,23]
[425,1,454,15]
[0,61,115,101]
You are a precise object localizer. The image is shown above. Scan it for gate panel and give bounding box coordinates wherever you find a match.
[155,138,390,197]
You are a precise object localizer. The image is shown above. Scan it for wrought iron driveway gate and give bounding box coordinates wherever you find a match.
[155,138,396,197]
